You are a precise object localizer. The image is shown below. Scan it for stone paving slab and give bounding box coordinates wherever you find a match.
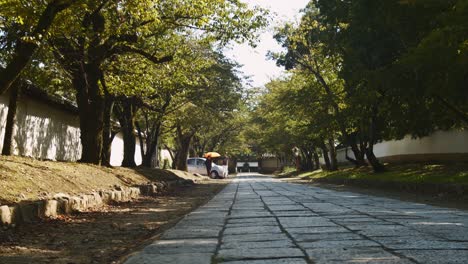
[228,211,273,218]
[217,247,304,261]
[287,226,349,234]
[142,238,218,254]
[223,225,282,235]
[161,227,221,239]
[381,239,468,250]
[272,211,317,217]
[299,239,381,249]
[124,173,468,264]
[292,232,362,242]
[219,258,308,264]
[125,253,213,264]
[278,216,336,228]
[305,247,412,263]
[268,205,306,211]
[355,224,425,237]
[227,217,277,224]
[226,222,278,228]
[221,240,295,249]
[396,250,468,264]
[222,233,289,243]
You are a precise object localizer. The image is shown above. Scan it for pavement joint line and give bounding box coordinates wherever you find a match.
[250,182,315,264]
[212,182,240,264]
[279,183,421,264]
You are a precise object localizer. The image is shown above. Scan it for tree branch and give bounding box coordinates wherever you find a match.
[112,45,173,64]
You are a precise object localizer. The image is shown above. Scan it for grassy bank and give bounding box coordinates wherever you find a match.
[296,163,468,184]
[0,156,206,204]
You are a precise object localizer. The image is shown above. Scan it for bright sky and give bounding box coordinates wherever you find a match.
[224,0,310,88]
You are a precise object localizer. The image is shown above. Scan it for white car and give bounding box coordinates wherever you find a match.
[187,157,228,179]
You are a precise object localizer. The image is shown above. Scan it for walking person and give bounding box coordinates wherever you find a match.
[205,156,212,176]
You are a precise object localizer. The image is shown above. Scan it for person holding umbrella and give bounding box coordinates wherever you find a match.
[204,152,221,176]
[205,156,212,176]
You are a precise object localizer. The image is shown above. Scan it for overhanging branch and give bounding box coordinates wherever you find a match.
[113,45,173,64]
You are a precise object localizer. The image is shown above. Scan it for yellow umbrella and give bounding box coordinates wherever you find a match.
[204,152,221,158]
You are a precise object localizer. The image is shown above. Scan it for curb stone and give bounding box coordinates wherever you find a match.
[0,180,190,228]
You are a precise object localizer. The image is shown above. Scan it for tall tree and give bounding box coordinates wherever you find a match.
[272,13,368,168]
[0,0,73,95]
[166,53,244,170]
[49,0,266,165]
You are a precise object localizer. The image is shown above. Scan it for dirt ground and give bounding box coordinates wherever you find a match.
[0,179,229,264]
[281,177,468,211]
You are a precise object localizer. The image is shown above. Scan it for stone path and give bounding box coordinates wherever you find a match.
[124,173,468,264]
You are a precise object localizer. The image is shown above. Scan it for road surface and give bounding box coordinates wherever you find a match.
[125,173,468,264]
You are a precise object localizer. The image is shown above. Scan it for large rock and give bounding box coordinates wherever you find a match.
[130,187,141,199]
[86,194,96,208]
[0,205,12,225]
[92,192,103,207]
[19,202,40,223]
[42,200,58,218]
[121,189,129,202]
[79,195,89,209]
[9,205,21,224]
[53,193,72,214]
[100,190,112,203]
[56,197,72,214]
[150,184,158,194]
[70,196,82,211]
[114,191,122,202]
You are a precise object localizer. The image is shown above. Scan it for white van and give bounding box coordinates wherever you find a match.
[187,157,228,179]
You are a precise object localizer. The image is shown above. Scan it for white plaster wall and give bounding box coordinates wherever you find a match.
[0,92,9,147]
[373,130,468,156]
[1,92,144,165]
[160,149,172,162]
[334,130,468,163]
[109,132,143,166]
[0,93,82,161]
[336,148,353,163]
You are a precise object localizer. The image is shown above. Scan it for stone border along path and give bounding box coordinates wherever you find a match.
[0,181,185,227]
[124,173,468,264]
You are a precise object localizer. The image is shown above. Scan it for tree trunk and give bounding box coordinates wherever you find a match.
[137,118,162,168]
[143,124,161,168]
[73,65,105,165]
[320,144,331,171]
[101,93,114,166]
[300,147,314,171]
[312,150,320,170]
[122,128,137,167]
[0,1,71,95]
[1,81,21,155]
[308,66,368,167]
[347,135,367,167]
[136,122,147,165]
[174,125,194,171]
[172,151,179,169]
[328,138,338,171]
[163,144,176,169]
[175,135,193,171]
[366,146,385,173]
[117,98,138,168]
[366,113,385,173]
